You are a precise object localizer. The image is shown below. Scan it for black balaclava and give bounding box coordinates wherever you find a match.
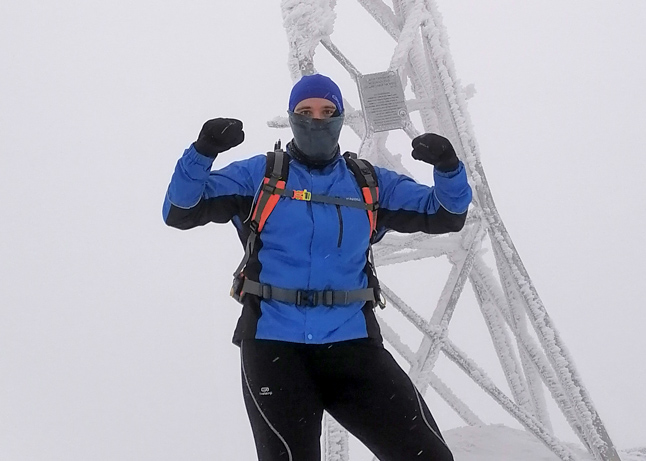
[287,74,344,167]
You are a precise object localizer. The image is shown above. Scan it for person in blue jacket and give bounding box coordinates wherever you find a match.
[163,74,471,461]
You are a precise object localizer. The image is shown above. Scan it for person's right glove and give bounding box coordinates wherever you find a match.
[193,118,245,158]
[411,133,459,172]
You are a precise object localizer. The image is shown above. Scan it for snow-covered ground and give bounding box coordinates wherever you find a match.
[343,424,646,460]
[445,425,645,461]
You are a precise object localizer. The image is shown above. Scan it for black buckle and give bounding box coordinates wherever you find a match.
[295,290,319,307]
[376,288,386,309]
[262,183,277,194]
[230,274,245,304]
[249,221,259,233]
[260,284,272,299]
[322,290,334,307]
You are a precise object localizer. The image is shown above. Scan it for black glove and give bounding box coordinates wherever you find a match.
[411,133,459,172]
[193,118,245,158]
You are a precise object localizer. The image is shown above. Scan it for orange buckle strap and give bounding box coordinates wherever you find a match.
[251,177,286,233]
[361,186,379,236]
[292,189,312,201]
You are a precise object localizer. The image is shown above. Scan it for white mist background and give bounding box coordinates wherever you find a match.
[1,1,644,459]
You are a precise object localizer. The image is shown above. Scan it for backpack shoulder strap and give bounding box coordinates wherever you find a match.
[250,147,289,233]
[232,143,288,284]
[343,152,379,242]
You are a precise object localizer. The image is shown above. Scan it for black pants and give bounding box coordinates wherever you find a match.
[240,339,453,461]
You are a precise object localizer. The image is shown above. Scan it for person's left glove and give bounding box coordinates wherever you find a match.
[193,118,245,158]
[411,133,459,172]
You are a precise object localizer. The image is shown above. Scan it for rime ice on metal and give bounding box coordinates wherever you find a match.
[276,0,621,460]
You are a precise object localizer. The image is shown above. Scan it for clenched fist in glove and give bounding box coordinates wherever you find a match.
[193,118,245,158]
[411,133,459,172]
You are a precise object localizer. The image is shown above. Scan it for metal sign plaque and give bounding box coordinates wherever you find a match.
[357,71,408,133]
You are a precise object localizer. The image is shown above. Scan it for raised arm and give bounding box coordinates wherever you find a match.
[375,133,472,235]
[162,118,262,230]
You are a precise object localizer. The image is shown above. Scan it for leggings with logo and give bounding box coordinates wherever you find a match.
[240,338,453,461]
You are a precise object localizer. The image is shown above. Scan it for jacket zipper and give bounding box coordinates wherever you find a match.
[336,205,343,248]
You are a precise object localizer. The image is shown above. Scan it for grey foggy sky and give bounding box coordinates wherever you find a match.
[1,1,645,460]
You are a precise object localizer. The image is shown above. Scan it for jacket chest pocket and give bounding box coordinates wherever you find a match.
[333,205,371,252]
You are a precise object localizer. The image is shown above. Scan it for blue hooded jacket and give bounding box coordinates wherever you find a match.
[163,144,472,345]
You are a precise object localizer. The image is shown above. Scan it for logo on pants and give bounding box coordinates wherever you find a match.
[260,386,273,396]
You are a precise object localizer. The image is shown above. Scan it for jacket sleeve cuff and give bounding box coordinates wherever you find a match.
[188,143,218,165]
[434,161,464,178]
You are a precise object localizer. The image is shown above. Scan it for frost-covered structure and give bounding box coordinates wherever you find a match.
[276,1,621,460]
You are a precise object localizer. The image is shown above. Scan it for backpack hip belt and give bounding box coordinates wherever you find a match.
[240,279,378,307]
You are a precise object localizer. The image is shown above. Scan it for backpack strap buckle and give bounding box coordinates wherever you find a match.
[292,189,312,201]
[296,290,318,307]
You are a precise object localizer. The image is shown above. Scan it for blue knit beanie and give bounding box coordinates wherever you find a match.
[288,74,344,113]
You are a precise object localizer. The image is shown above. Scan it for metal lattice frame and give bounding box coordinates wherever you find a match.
[275,1,621,460]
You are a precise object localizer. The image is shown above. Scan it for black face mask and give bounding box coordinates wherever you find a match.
[288,111,344,166]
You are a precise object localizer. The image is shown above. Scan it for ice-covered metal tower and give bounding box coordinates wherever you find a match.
[276,1,621,460]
